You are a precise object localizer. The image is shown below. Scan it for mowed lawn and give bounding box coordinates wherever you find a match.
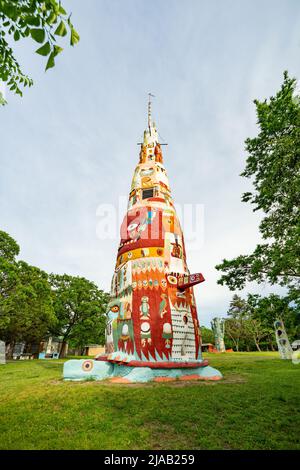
[0,352,299,450]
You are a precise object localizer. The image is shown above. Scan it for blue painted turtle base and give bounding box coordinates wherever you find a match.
[63,359,222,383]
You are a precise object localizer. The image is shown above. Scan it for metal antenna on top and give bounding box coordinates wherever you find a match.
[148,92,155,131]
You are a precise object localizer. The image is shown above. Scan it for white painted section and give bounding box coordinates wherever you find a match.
[170,301,196,360]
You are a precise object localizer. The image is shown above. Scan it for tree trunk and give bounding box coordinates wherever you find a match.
[6,341,15,359]
[59,341,68,358]
[255,341,261,352]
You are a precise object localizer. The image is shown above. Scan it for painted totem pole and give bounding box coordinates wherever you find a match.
[0,340,5,365]
[211,317,226,352]
[64,98,222,382]
[274,320,293,360]
[291,340,300,365]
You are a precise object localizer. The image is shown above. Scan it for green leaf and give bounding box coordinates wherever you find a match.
[30,28,45,43]
[45,52,55,71]
[59,5,67,15]
[54,20,67,37]
[13,30,20,41]
[23,26,30,37]
[0,91,7,106]
[47,12,57,25]
[35,42,51,56]
[53,45,63,57]
[70,27,80,46]
[26,16,41,27]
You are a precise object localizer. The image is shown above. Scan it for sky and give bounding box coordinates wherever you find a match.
[1,0,300,326]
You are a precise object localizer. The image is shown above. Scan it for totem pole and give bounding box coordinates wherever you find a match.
[0,340,5,365]
[291,341,300,365]
[274,320,293,360]
[211,317,226,352]
[64,97,222,382]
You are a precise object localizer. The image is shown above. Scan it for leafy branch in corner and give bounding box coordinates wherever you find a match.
[0,0,80,102]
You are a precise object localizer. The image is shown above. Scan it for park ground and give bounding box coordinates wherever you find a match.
[0,352,299,450]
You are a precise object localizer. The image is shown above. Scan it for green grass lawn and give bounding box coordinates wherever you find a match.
[0,352,299,450]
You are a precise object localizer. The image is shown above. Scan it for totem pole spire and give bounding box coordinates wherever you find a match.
[148,92,155,132]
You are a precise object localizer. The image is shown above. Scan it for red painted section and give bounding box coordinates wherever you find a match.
[108,359,209,369]
[131,270,172,361]
[118,330,134,355]
[148,197,165,203]
[118,207,165,256]
[179,374,203,380]
[109,377,131,384]
[178,273,205,290]
[95,355,108,361]
[96,355,209,369]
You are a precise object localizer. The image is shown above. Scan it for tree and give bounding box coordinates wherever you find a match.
[243,317,271,352]
[0,230,111,359]
[224,294,249,351]
[223,292,299,352]
[0,230,20,309]
[0,0,79,103]
[0,261,56,357]
[224,318,243,352]
[247,293,300,345]
[0,230,56,357]
[200,326,215,344]
[0,230,20,261]
[216,72,300,294]
[49,274,110,357]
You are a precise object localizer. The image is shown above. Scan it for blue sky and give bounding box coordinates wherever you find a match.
[1,0,300,326]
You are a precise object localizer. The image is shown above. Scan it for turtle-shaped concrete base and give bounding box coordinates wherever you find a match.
[63,359,222,383]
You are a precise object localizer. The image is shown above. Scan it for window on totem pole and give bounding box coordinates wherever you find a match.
[142,188,154,199]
